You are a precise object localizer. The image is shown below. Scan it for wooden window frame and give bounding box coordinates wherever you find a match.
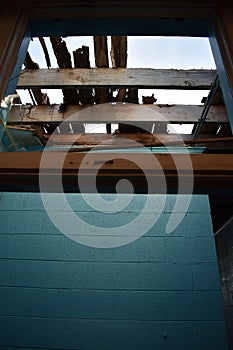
[1,2,233,194]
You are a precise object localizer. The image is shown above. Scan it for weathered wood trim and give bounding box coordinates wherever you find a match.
[213,4,233,135]
[7,103,228,124]
[214,5,233,93]
[0,7,28,100]
[1,152,233,194]
[17,68,216,90]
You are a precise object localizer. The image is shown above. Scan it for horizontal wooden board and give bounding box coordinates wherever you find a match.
[8,103,228,124]
[43,133,233,148]
[17,68,216,89]
[1,152,233,194]
[1,151,233,172]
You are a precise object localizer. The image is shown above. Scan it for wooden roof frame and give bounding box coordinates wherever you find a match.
[1,0,233,194]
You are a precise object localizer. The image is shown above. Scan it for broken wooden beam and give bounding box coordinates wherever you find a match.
[111,36,127,102]
[93,36,111,132]
[73,45,93,105]
[17,68,216,89]
[23,52,50,105]
[1,152,233,194]
[50,37,79,104]
[7,103,228,124]
[93,36,110,104]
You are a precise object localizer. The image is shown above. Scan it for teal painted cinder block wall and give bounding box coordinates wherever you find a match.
[0,193,228,350]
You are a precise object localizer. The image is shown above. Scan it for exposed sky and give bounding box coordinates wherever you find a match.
[18,36,216,104]
[17,36,216,133]
[27,36,216,69]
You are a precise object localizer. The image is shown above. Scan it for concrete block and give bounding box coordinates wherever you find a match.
[0,235,165,262]
[0,317,199,350]
[197,321,228,350]
[165,236,217,263]
[0,260,193,290]
[0,192,23,210]
[0,211,42,234]
[193,263,221,291]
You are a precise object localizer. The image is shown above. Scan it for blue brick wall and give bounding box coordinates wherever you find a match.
[0,193,228,350]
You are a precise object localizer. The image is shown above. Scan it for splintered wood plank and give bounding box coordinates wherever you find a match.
[45,133,114,145]
[7,104,228,124]
[18,68,216,89]
[1,152,233,194]
[73,45,93,105]
[8,104,89,123]
[93,36,110,104]
[24,52,50,105]
[111,36,127,68]
[93,36,111,132]
[38,37,51,68]
[111,36,132,132]
[50,37,79,104]
[111,36,127,102]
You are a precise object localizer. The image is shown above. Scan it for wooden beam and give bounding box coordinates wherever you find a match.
[50,37,79,105]
[41,133,233,152]
[111,36,127,102]
[42,133,233,147]
[93,36,110,104]
[29,1,215,20]
[73,45,93,105]
[7,103,228,124]
[44,133,197,146]
[1,152,233,194]
[17,68,216,90]
[24,52,50,105]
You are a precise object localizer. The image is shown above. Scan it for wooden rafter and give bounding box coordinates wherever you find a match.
[24,52,50,105]
[93,36,110,104]
[50,37,79,104]
[17,68,216,89]
[7,104,228,124]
